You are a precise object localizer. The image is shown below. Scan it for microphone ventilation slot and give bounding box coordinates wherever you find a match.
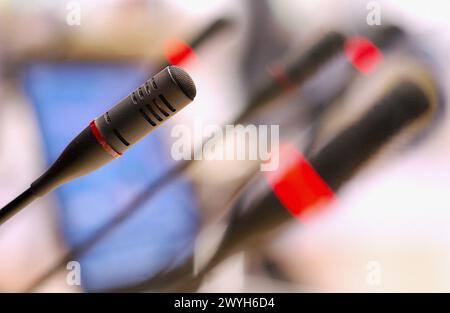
[138,88,145,99]
[139,109,157,127]
[113,128,130,147]
[146,104,163,122]
[132,81,177,128]
[131,92,138,104]
[153,99,169,117]
[159,95,176,112]
[145,82,151,95]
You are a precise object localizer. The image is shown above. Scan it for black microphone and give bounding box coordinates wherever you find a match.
[0,66,196,225]
[121,77,436,292]
[201,79,436,283]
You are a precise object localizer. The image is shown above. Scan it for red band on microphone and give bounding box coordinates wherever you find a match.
[345,36,383,74]
[164,38,196,66]
[264,145,334,220]
[89,121,121,159]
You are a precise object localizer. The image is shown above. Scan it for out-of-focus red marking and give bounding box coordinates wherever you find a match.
[89,120,121,158]
[266,64,296,93]
[164,38,196,66]
[264,145,334,220]
[345,36,383,74]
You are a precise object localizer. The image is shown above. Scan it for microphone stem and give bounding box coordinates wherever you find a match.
[0,188,37,226]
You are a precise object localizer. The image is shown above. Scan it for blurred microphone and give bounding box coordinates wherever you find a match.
[0,66,196,226]
[110,73,438,293]
[161,17,234,68]
[175,77,438,291]
[240,24,405,123]
[237,31,346,123]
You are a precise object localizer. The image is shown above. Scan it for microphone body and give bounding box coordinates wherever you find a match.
[0,66,196,224]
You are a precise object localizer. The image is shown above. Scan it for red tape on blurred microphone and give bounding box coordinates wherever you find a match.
[264,145,334,220]
[164,38,197,66]
[345,36,383,74]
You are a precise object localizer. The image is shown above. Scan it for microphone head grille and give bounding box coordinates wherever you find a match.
[168,66,197,100]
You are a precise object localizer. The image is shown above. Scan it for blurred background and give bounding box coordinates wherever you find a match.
[0,0,450,292]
